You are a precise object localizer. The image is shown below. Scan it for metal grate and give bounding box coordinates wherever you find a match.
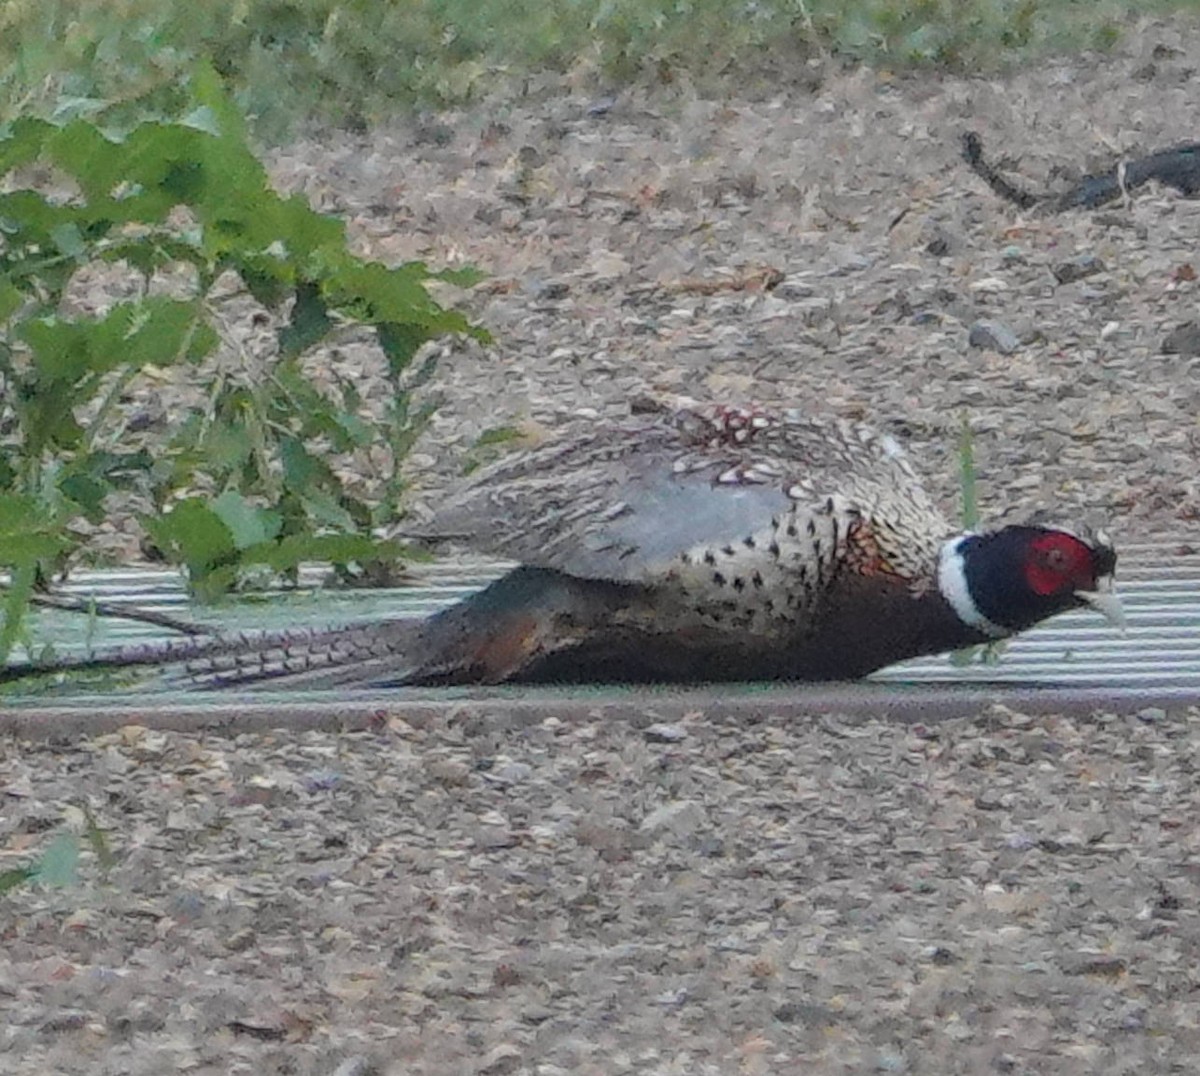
[6,539,1199,703]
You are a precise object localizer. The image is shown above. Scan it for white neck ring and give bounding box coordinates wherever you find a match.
[937,536,1011,639]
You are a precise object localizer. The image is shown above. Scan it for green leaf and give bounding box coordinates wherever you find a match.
[0,278,23,321]
[81,805,117,873]
[58,473,110,523]
[188,61,249,145]
[141,498,237,578]
[240,532,406,574]
[0,116,52,175]
[376,321,429,377]
[278,437,340,494]
[435,265,485,287]
[49,222,86,259]
[0,866,37,894]
[35,834,80,888]
[189,416,255,475]
[473,425,524,448]
[179,105,223,138]
[0,560,38,664]
[210,491,281,549]
[294,485,357,532]
[333,410,373,447]
[45,120,125,202]
[20,298,216,389]
[278,280,333,357]
[0,494,67,565]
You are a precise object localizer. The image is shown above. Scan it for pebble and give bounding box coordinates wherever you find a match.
[478,1044,522,1075]
[484,761,533,785]
[639,800,705,836]
[329,1059,377,1076]
[773,275,816,300]
[1052,254,1106,284]
[643,722,688,743]
[968,319,1021,354]
[1162,321,1200,355]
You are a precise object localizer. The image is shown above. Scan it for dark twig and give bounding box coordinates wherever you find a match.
[22,591,213,636]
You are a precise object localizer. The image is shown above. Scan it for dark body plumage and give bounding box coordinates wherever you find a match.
[2,403,1122,690]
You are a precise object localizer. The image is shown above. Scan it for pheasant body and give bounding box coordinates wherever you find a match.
[2,403,1122,690]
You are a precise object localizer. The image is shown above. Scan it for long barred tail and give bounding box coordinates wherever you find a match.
[0,618,428,692]
[4,567,641,692]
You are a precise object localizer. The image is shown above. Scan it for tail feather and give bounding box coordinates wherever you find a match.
[177,620,428,691]
[2,566,649,692]
[1,619,428,692]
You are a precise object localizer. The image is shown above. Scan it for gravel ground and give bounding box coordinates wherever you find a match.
[6,13,1200,1075]
[263,15,1200,541]
[5,705,1200,1074]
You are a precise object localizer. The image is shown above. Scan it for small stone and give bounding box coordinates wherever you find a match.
[302,769,341,793]
[330,1058,378,1076]
[773,1001,832,1025]
[520,1005,554,1026]
[528,279,569,300]
[773,275,816,300]
[833,252,872,274]
[1137,707,1167,723]
[473,827,520,851]
[644,723,687,743]
[485,761,533,785]
[1052,254,1105,284]
[225,928,256,953]
[1062,953,1126,977]
[974,790,1005,811]
[412,121,454,147]
[640,800,705,837]
[586,95,618,117]
[968,319,1020,354]
[478,1043,522,1075]
[428,760,472,786]
[1162,322,1200,355]
[40,1011,90,1033]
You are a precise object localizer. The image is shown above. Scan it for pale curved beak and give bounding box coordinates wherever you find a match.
[1077,577,1125,630]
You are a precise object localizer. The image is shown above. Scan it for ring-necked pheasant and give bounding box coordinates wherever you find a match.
[3,402,1123,690]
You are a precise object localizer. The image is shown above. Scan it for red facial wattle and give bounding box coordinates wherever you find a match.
[1024,532,1097,596]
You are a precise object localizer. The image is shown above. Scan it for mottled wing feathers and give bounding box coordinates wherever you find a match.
[408,406,954,585]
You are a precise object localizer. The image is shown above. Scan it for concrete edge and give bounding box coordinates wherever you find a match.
[2,684,1197,741]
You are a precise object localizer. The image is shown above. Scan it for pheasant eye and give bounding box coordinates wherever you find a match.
[1043,546,1068,571]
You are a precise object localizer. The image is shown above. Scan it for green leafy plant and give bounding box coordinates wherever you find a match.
[0,807,114,894]
[0,832,79,893]
[0,66,484,645]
